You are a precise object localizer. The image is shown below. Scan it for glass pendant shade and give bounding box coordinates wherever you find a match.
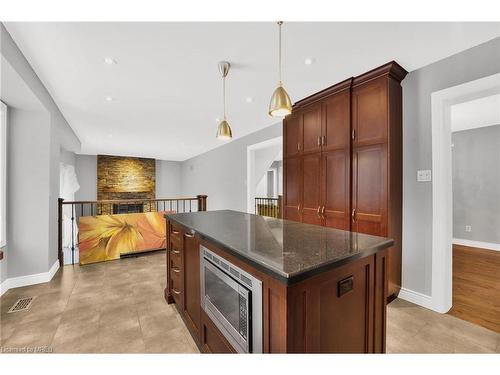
[216,119,232,140]
[269,84,292,117]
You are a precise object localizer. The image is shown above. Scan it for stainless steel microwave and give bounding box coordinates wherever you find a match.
[200,246,262,353]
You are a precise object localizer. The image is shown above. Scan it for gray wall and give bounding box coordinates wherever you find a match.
[74,154,97,201]
[402,37,500,295]
[181,123,282,211]
[1,23,81,282]
[156,160,182,198]
[7,109,52,278]
[452,125,500,244]
[74,155,183,201]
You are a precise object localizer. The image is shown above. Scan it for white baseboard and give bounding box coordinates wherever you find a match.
[0,260,60,297]
[453,238,500,252]
[397,287,434,310]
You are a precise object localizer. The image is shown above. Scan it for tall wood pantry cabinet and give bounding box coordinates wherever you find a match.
[283,61,407,298]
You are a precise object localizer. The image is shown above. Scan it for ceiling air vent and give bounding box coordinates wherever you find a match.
[8,297,34,313]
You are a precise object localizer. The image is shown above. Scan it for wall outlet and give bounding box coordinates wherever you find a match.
[417,169,432,182]
[465,225,472,232]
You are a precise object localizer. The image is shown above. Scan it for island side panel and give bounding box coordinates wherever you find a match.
[374,248,389,353]
[287,254,382,353]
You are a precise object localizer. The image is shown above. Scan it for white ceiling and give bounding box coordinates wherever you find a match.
[5,22,500,161]
[451,94,500,132]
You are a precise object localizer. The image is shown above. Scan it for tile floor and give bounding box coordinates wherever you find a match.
[1,252,499,354]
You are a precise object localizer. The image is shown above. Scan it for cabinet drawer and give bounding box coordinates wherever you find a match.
[170,272,183,307]
[170,244,182,263]
[170,223,183,241]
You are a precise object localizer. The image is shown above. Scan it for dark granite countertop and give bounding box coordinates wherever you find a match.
[166,210,393,284]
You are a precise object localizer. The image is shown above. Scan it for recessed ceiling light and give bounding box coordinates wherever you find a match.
[304,57,315,65]
[245,97,253,103]
[104,57,116,65]
[105,96,115,102]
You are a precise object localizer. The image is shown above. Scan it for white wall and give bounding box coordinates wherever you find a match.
[156,160,182,198]
[75,154,97,201]
[181,122,282,211]
[402,37,500,297]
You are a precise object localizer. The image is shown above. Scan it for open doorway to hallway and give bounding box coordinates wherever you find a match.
[246,137,283,217]
[449,94,500,333]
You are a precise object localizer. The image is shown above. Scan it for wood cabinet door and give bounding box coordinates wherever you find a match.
[284,113,302,157]
[352,77,388,146]
[322,89,350,152]
[183,232,201,343]
[200,310,236,353]
[322,150,350,230]
[352,144,388,236]
[301,153,322,226]
[302,104,322,154]
[283,156,302,222]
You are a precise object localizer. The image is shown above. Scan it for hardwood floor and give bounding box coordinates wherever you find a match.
[448,244,500,333]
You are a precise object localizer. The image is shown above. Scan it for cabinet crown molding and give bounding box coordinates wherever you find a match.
[352,61,408,87]
[291,61,408,112]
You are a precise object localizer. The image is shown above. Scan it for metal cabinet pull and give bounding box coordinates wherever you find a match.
[172,267,180,273]
[171,230,180,235]
[317,206,321,218]
[172,288,181,295]
[352,129,356,140]
[321,206,326,217]
[184,233,194,238]
[317,136,321,146]
[351,208,356,222]
[172,249,180,255]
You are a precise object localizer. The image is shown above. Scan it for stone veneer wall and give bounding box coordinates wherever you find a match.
[97,155,156,213]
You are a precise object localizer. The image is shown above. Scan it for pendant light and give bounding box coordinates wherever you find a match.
[216,61,233,140]
[269,21,292,117]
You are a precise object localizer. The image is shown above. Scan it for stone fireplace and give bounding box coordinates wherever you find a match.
[97,155,156,214]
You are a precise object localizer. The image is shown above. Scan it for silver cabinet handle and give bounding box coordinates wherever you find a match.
[184,233,194,238]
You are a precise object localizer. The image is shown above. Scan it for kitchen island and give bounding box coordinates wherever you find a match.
[165,210,393,353]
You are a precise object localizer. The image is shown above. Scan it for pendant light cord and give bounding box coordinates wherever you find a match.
[278,21,283,85]
[222,73,226,120]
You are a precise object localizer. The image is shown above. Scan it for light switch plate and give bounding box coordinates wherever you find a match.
[417,170,432,182]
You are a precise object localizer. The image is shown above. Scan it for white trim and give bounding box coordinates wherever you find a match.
[430,73,500,314]
[452,238,500,252]
[397,288,434,310]
[0,101,7,248]
[0,260,60,296]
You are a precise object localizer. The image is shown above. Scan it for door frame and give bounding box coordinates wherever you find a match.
[430,73,500,313]
[246,136,283,214]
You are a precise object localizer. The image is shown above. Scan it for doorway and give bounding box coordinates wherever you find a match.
[246,137,282,215]
[430,72,500,318]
